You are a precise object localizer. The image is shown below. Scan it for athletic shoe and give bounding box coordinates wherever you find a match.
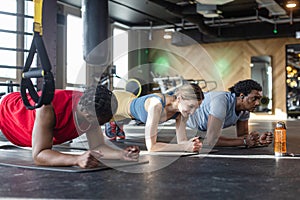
[104,122,116,141]
[116,130,125,140]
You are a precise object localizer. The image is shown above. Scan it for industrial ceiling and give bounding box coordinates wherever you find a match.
[58,0,300,43]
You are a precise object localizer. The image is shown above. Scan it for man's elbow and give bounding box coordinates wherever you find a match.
[32,151,47,166]
[32,155,44,166]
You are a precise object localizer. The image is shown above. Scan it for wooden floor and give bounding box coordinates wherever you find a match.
[0,118,300,199]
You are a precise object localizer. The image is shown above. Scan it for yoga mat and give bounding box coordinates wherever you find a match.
[0,140,88,151]
[0,141,32,150]
[0,148,148,173]
[190,154,300,159]
[140,149,218,157]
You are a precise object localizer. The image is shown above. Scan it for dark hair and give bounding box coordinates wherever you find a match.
[175,83,204,101]
[228,79,262,96]
[78,83,117,125]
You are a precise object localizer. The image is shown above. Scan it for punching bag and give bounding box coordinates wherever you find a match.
[82,0,109,66]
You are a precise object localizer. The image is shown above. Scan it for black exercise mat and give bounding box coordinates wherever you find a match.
[0,140,88,151]
[139,148,218,157]
[0,148,148,173]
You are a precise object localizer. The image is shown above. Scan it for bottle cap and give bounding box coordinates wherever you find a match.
[276,121,286,129]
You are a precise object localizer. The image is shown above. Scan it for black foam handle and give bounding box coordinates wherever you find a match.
[22,69,44,79]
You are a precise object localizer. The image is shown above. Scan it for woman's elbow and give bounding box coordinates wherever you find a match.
[146,144,155,152]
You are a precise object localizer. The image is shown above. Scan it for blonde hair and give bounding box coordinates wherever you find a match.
[174,83,204,101]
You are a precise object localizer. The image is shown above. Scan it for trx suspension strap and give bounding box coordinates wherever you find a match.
[20,0,55,110]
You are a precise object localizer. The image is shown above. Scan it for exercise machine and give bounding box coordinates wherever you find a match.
[151,72,217,94]
[99,65,143,97]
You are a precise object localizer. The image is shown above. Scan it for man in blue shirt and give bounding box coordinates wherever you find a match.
[187,79,273,148]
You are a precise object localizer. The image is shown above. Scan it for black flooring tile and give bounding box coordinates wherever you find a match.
[0,119,300,199]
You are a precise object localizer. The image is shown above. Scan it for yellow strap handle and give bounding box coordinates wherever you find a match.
[33,0,43,35]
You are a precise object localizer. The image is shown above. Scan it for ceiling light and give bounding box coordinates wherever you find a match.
[286,1,297,8]
[273,22,278,34]
[163,33,172,40]
[203,10,220,18]
[296,31,300,39]
[196,3,221,18]
[163,28,174,40]
[196,0,234,5]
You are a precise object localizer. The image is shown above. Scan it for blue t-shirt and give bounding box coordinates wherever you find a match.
[130,94,179,123]
[186,91,249,131]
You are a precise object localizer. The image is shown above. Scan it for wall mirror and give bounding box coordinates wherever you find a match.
[251,55,272,114]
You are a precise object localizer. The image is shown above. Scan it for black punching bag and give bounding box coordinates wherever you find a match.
[82,0,109,66]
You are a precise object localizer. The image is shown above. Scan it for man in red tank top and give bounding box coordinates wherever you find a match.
[0,85,139,168]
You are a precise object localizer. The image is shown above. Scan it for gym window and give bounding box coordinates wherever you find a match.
[113,26,129,89]
[66,14,85,88]
[65,16,129,90]
[0,0,34,93]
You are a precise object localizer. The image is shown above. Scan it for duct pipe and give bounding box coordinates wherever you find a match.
[148,0,217,36]
[204,15,300,27]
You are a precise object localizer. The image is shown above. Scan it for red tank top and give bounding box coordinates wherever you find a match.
[0,90,83,147]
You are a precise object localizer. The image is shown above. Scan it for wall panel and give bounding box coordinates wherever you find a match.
[151,30,300,115]
[202,38,300,115]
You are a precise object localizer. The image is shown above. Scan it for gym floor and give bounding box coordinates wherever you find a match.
[0,118,300,199]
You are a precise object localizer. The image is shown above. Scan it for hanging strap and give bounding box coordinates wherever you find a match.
[20,0,55,110]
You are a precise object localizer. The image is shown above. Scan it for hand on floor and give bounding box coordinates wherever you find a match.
[245,132,260,147]
[77,150,103,168]
[259,131,273,146]
[121,146,140,162]
[184,137,202,152]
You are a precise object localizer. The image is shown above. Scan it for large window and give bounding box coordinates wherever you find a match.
[0,0,33,93]
[113,27,128,88]
[0,0,17,79]
[65,18,129,89]
[66,14,85,87]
